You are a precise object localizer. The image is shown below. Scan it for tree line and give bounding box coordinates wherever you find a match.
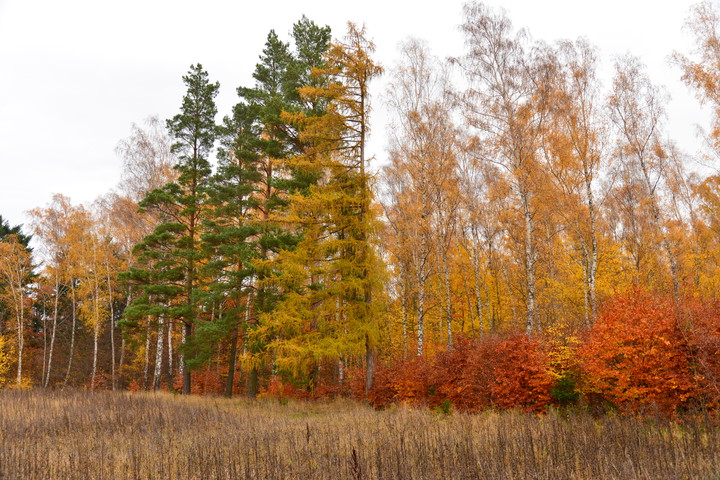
[2,4,720,411]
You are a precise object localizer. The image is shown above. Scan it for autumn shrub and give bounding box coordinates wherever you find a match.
[190,367,224,395]
[678,298,720,409]
[367,355,431,408]
[259,375,309,402]
[579,291,699,415]
[429,336,499,412]
[491,334,554,412]
[368,334,553,413]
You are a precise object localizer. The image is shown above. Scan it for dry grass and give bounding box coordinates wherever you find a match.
[1,389,718,479]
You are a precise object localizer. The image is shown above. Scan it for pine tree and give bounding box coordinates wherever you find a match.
[122,64,219,394]
[196,19,331,397]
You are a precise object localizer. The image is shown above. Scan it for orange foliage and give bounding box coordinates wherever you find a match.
[368,335,552,413]
[491,335,554,413]
[579,291,699,414]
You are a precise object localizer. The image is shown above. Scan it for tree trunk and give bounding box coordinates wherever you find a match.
[472,241,484,334]
[15,284,24,386]
[143,318,151,389]
[417,257,426,356]
[225,325,239,398]
[442,250,453,349]
[153,316,165,391]
[63,283,77,387]
[182,321,192,394]
[106,262,116,390]
[44,273,59,388]
[166,320,174,391]
[522,193,537,335]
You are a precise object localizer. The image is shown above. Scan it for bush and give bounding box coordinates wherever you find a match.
[578,291,699,415]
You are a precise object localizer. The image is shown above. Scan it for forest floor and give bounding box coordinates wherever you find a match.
[0,388,718,479]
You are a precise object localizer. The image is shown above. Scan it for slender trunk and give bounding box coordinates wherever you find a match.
[41,295,47,386]
[225,325,239,398]
[244,291,257,398]
[471,241,484,334]
[584,170,598,323]
[44,277,58,387]
[417,258,426,356]
[442,249,453,349]
[182,321,192,394]
[153,316,165,391]
[106,262,116,390]
[166,320,174,391]
[522,193,537,335]
[365,332,375,393]
[401,285,408,360]
[119,294,131,379]
[178,325,185,384]
[63,283,76,386]
[15,283,24,386]
[91,255,101,390]
[91,321,99,390]
[143,318,151,389]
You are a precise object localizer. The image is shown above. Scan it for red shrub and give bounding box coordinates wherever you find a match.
[369,335,552,413]
[367,356,431,408]
[491,334,554,413]
[431,337,499,412]
[579,291,699,414]
[678,298,720,409]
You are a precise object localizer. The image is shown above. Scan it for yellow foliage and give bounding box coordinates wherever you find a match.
[0,335,13,387]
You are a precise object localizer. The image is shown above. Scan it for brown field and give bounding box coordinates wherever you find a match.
[0,389,718,479]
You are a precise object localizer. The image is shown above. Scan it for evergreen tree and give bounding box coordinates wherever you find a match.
[0,215,32,250]
[122,64,219,394]
[196,19,331,397]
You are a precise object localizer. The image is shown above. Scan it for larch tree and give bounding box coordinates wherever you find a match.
[271,22,384,392]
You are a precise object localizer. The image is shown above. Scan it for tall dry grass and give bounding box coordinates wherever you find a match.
[1,389,718,479]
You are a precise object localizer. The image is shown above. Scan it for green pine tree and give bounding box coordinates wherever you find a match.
[121,63,219,394]
[195,19,331,398]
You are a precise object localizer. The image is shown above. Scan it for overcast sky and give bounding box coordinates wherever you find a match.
[0,0,708,231]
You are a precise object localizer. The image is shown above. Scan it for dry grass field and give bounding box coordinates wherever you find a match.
[1,389,719,479]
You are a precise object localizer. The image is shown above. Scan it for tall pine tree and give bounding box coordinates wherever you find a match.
[122,64,219,394]
[197,19,331,397]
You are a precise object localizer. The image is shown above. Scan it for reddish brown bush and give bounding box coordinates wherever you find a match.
[368,334,552,413]
[491,334,554,412]
[579,291,699,414]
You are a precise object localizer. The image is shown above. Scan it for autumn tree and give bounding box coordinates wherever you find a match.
[456,3,557,334]
[0,235,33,386]
[268,23,384,392]
[607,56,680,299]
[383,39,461,353]
[543,39,608,325]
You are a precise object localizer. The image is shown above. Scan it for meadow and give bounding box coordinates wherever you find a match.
[1,389,719,479]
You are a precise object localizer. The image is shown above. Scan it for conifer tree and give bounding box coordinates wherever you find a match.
[122,64,219,394]
[270,23,385,392]
[197,19,331,397]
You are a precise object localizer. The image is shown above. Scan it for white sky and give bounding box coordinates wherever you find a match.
[0,0,709,231]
